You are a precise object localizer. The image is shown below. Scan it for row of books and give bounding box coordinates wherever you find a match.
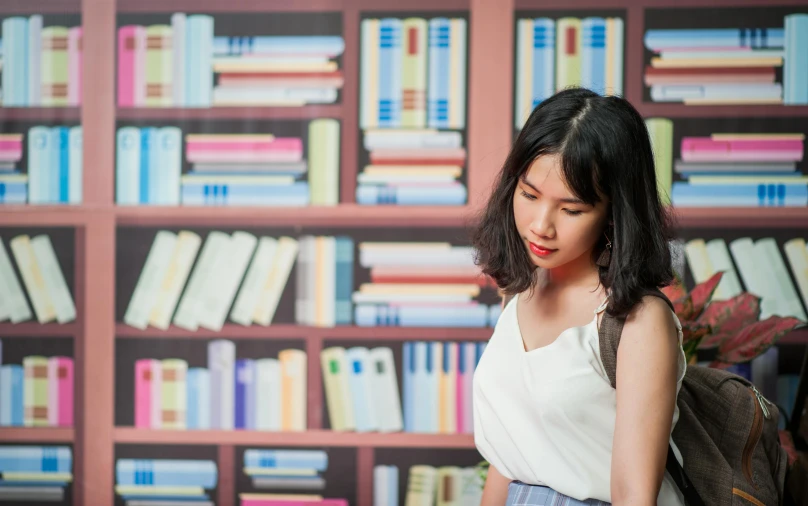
[514,16,624,128]
[644,16,808,105]
[115,121,338,206]
[680,236,808,321]
[134,341,307,431]
[0,234,76,325]
[240,494,347,506]
[1,17,82,107]
[0,345,73,427]
[360,17,466,130]
[356,242,498,328]
[357,129,467,206]
[644,121,808,207]
[0,126,82,205]
[117,13,345,108]
[374,464,482,506]
[0,446,72,502]
[114,458,217,506]
[241,449,328,492]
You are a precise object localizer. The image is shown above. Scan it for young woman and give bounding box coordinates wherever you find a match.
[471,88,687,506]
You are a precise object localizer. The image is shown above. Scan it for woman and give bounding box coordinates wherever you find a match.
[471,88,687,506]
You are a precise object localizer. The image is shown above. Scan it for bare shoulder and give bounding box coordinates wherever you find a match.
[621,295,678,349]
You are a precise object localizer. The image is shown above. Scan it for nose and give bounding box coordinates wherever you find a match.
[528,205,555,239]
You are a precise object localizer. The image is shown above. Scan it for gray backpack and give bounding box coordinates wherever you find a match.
[599,289,789,506]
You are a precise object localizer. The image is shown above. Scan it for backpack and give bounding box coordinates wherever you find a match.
[598,289,789,506]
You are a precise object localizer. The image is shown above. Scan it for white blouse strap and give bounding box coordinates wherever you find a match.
[594,294,610,314]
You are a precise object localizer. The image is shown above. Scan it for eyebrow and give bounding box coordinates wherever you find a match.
[519,175,587,205]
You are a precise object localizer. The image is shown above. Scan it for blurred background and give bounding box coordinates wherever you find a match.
[1,0,808,505]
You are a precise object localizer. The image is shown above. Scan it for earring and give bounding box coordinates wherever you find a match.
[596,232,612,267]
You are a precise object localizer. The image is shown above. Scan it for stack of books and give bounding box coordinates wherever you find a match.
[0,234,76,324]
[514,16,624,127]
[643,24,798,104]
[115,458,217,506]
[294,236,355,327]
[0,446,73,502]
[378,464,481,506]
[0,133,24,204]
[213,35,345,106]
[0,348,73,427]
[670,133,807,207]
[1,17,83,107]
[133,341,307,431]
[320,346,402,432]
[354,242,497,327]
[242,449,328,491]
[359,17,468,206]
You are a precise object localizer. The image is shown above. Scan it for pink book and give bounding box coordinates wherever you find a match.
[370,147,467,160]
[681,138,803,162]
[0,149,23,162]
[186,137,303,152]
[135,359,160,428]
[241,500,348,506]
[68,27,82,106]
[0,140,23,150]
[47,357,74,427]
[118,26,146,107]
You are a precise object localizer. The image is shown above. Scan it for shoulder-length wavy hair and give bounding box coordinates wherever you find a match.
[472,87,676,318]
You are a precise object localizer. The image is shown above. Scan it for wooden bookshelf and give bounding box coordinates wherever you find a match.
[115,323,493,340]
[636,103,808,119]
[0,322,80,337]
[113,428,476,449]
[0,0,79,14]
[672,207,808,229]
[0,427,74,443]
[116,105,343,121]
[0,107,81,121]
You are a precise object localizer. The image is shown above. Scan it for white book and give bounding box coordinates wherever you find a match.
[685,239,714,284]
[171,13,186,107]
[784,239,808,315]
[458,467,483,506]
[755,238,806,320]
[148,231,202,330]
[461,342,476,434]
[208,339,235,430]
[230,237,278,326]
[412,342,431,433]
[28,15,42,106]
[428,342,442,433]
[730,238,776,319]
[29,235,76,324]
[0,239,32,323]
[255,358,281,431]
[173,231,229,331]
[295,236,315,325]
[359,246,475,267]
[369,347,403,433]
[363,130,462,150]
[124,231,178,329]
[321,346,355,431]
[374,465,389,506]
[705,239,743,301]
[198,231,257,331]
[317,236,336,328]
[345,347,378,432]
[9,235,55,323]
[254,237,299,326]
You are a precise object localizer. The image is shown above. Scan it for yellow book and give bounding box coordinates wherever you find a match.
[689,175,808,184]
[239,494,323,501]
[359,242,452,250]
[145,25,173,107]
[308,119,340,206]
[363,128,438,136]
[448,18,467,129]
[555,18,582,90]
[213,61,337,73]
[515,19,534,128]
[360,19,380,128]
[160,359,188,429]
[645,118,673,205]
[436,466,462,506]
[10,235,56,323]
[149,231,201,330]
[279,349,307,431]
[315,237,327,327]
[40,27,69,106]
[784,239,808,315]
[711,133,805,141]
[0,134,23,141]
[115,485,203,496]
[320,347,355,431]
[683,98,783,105]
[358,283,480,296]
[1,472,73,482]
[23,356,49,427]
[363,166,463,178]
[405,465,437,506]
[243,468,318,477]
[401,18,427,128]
[438,343,457,434]
[651,57,782,68]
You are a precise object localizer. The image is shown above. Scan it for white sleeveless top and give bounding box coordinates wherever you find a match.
[473,294,687,505]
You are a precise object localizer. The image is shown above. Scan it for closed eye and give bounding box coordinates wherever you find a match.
[520,190,537,201]
[563,209,583,216]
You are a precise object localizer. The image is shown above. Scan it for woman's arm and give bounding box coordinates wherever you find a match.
[480,464,511,506]
[610,296,680,506]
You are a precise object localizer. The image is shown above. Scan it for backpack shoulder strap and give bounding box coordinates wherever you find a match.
[598,288,674,388]
[598,289,705,506]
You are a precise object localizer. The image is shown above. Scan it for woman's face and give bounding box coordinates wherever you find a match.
[513,153,609,272]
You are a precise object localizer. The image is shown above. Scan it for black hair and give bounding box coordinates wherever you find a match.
[472,87,675,318]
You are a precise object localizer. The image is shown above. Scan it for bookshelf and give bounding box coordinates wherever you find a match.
[0,0,806,505]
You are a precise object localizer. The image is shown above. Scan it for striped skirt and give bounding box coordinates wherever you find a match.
[506,481,611,506]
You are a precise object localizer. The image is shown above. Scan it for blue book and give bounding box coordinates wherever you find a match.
[672,182,808,207]
[378,18,402,127]
[186,15,214,107]
[155,127,181,205]
[116,127,141,204]
[355,304,491,327]
[181,182,310,206]
[531,18,555,109]
[56,127,69,203]
[243,449,328,471]
[475,342,487,366]
[356,184,467,205]
[120,494,210,502]
[186,368,210,430]
[428,18,450,128]
[2,18,28,106]
[139,127,154,204]
[784,14,808,105]
[581,18,607,96]
[402,342,415,432]
[334,236,354,325]
[235,359,256,430]
[644,28,785,51]
[0,365,23,425]
[115,459,217,488]
[0,183,27,204]
[68,126,82,203]
[213,36,345,56]
[0,446,72,473]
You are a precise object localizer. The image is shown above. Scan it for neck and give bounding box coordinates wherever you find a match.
[538,249,601,292]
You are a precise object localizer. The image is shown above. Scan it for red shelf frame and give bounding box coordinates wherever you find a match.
[0,0,80,14]
[113,428,476,448]
[0,322,80,337]
[0,107,81,121]
[0,427,75,443]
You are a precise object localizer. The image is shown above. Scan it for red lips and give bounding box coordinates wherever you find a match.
[529,242,557,257]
